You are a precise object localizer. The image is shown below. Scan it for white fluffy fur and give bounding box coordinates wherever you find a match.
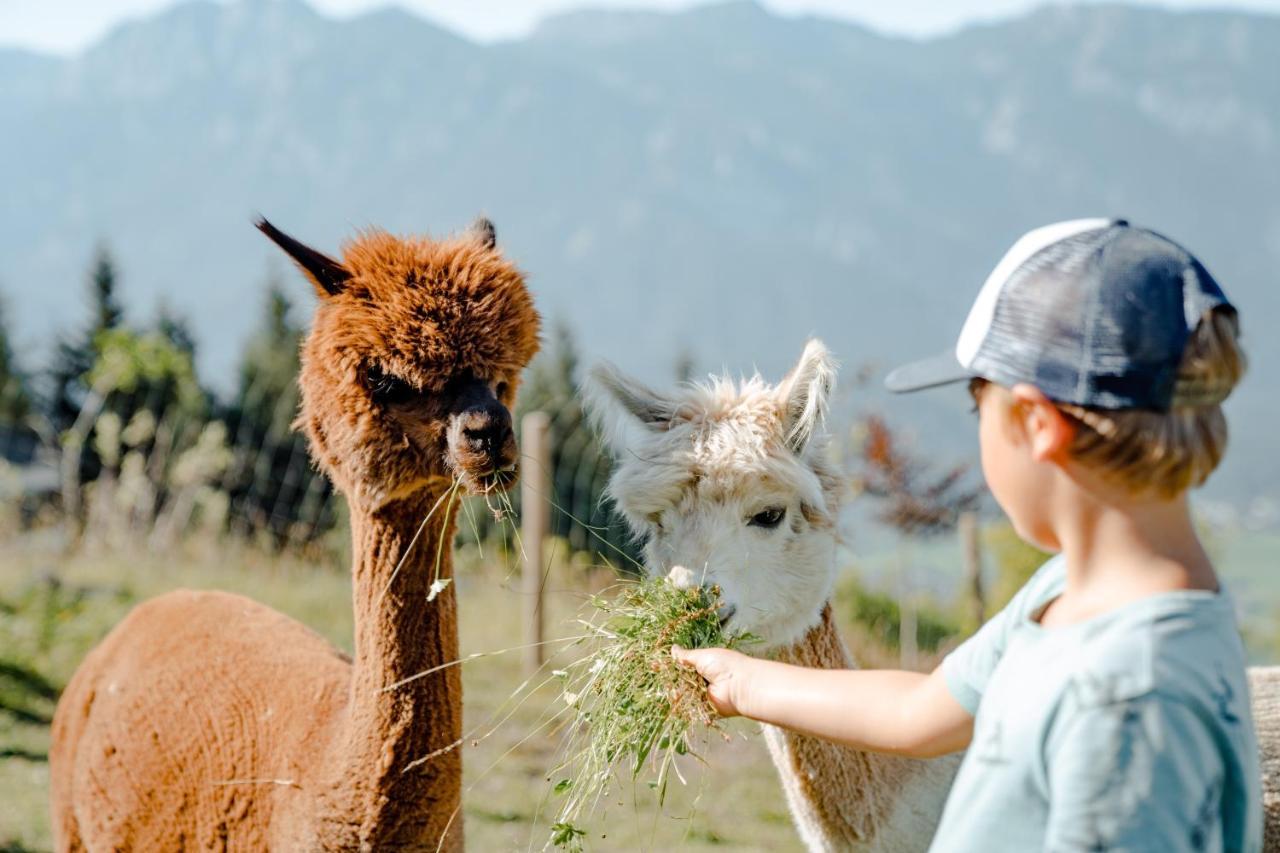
[585,339,844,650]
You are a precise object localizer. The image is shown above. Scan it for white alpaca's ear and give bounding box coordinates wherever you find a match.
[582,362,675,453]
[777,339,837,454]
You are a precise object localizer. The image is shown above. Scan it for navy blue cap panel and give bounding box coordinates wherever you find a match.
[1093,230,1191,407]
[1182,258,1232,330]
[884,350,973,393]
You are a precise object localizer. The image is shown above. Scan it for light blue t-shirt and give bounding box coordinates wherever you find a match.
[932,556,1262,853]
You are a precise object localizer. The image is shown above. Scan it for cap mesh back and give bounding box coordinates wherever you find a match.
[974,227,1115,404]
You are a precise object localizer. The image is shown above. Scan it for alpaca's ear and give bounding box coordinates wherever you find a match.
[777,339,837,454]
[255,217,351,298]
[583,362,675,452]
[469,217,497,250]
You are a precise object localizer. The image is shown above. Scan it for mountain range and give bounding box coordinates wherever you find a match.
[1,0,1277,512]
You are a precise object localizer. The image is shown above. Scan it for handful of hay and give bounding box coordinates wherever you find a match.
[546,578,756,850]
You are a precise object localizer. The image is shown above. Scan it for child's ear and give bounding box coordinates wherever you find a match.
[1010,383,1076,461]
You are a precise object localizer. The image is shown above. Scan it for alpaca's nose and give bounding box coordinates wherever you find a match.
[446,378,520,488]
[666,565,697,589]
[667,566,735,625]
[458,409,515,466]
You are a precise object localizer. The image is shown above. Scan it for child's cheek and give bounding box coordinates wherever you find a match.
[980,414,1060,550]
[979,408,1032,534]
[978,411,1010,507]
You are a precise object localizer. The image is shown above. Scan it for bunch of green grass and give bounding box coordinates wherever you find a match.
[546,577,756,850]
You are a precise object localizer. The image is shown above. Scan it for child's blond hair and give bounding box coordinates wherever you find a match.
[1055,309,1245,498]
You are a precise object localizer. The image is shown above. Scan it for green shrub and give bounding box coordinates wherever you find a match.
[835,574,961,654]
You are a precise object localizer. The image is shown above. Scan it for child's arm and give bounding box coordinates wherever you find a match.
[673,646,973,758]
[674,557,1061,756]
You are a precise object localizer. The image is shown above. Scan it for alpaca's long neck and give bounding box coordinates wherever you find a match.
[761,606,957,852]
[314,486,464,848]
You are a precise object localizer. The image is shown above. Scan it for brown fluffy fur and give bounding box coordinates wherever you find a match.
[49,220,540,850]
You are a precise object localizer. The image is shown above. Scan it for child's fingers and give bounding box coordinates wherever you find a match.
[672,645,730,677]
[672,647,743,717]
[672,645,714,674]
[671,644,697,667]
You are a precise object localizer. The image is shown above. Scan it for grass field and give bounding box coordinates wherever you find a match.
[0,533,815,853]
[4,523,1275,852]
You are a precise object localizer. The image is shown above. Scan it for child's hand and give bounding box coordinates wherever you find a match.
[671,645,756,718]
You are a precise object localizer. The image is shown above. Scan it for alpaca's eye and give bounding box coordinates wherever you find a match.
[647,512,665,532]
[494,381,510,400]
[366,365,415,406]
[748,506,786,529]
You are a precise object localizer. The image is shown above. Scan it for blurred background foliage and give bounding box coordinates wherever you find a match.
[2,241,1277,853]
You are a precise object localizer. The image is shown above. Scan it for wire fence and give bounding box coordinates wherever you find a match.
[0,370,634,566]
[515,401,638,568]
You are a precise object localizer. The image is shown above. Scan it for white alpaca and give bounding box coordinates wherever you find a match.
[586,339,1280,853]
[586,340,959,852]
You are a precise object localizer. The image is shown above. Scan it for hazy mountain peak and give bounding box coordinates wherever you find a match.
[89,0,319,55]
[0,0,1277,511]
[535,0,771,44]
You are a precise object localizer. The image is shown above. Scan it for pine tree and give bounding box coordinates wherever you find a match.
[0,297,31,426]
[47,246,125,433]
[513,322,638,567]
[234,281,301,437]
[221,277,329,543]
[90,248,124,332]
[155,299,197,357]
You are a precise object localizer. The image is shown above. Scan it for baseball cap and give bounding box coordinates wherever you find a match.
[884,218,1234,412]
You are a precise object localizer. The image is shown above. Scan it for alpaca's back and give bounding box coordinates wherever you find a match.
[1251,667,1280,852]
[49,589,350,851]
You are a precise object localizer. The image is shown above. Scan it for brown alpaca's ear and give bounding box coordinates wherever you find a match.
[255,217,351,297]
[469,217,497,249]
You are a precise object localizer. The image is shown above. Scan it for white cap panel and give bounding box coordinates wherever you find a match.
[955,218,1112,367]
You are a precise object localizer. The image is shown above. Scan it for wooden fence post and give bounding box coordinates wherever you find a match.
[522,412,551,677]
[959,510,985,629]
[897,543,918,669]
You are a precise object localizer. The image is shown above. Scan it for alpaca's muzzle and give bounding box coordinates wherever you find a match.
[445,379,519,493]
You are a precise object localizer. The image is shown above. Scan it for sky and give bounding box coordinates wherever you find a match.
[2,0,1279,54]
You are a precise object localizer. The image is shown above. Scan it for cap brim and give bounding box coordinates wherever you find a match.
[884,350,974,393]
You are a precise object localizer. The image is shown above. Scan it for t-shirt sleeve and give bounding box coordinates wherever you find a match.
[1043,695,1225,853]
[940,600,1014,715]
[941,556,1065,715]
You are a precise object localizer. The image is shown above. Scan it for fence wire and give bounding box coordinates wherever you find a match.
[0,369,635,565]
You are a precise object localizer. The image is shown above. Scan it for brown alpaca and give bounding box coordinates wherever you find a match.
[48,217,541,851]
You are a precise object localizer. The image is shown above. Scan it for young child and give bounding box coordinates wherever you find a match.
[675,219,1263,851]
